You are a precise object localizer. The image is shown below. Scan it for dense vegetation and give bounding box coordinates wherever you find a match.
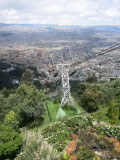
[0,125,22,160]
[15,115,120,160]
[0,62,120,159]
[75,79,120,124]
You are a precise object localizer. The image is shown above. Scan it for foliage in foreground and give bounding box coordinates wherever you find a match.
[39,121,71,151]
[15,131,60,160]
[94,125,120,140]
[76,127,120,160]
[0,124,22,160]
[15,113,120,160]
[39,114,93,151]
[38,113,120,159]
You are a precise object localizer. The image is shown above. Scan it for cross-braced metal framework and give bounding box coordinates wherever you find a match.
[36,43,120,119]
[56,63,78,112]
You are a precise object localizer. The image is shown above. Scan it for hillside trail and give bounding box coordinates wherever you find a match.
[64,134,78,160]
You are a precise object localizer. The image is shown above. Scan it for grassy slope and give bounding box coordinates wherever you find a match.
[43,101,60,125]
[42,101,82,126]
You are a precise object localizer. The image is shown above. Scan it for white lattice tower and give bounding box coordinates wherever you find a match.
[56,63,78,111]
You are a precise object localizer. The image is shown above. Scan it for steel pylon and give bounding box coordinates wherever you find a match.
[56,63,79,112]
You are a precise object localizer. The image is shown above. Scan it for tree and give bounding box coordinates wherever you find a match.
[107,100,115,118]
[21,69,33,85]
[77,82,89,95]
[110,107,119,124]
[4,110,19,130]
[0,124,22,160]
[1,87,9,97]
[0,84,47,127]
[53,93,61,104]
[86,72,97,83]
[80,89,103,112]
[15,84,47,127]
[0,94,10,120]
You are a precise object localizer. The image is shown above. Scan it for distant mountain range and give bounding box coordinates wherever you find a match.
[0,22,119,29]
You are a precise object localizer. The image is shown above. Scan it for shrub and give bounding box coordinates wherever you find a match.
[0,125,22,160]
[39,115,93,151]
[63,115,93,133]
[78,149,94,160]
[107,101,120,124]
[110,107,119,124]
[39,121,71,151]
[95,125,120,140]
[107,101,115,119]
[15,131,60,160]
[4,110,20,129]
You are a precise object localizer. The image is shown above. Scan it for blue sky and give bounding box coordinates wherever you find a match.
[0,0,120,25]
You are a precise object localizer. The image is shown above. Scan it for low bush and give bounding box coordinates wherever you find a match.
[76,128,117,160]
[94,125,120,140]
[39,121,71,151]
[63,115,93,133]
[15,131,60,160]
[78,148,94,160]
[39,115,93,151]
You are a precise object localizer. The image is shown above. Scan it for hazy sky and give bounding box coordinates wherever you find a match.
[0,0,120,25]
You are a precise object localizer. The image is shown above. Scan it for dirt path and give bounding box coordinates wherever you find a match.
[64,134,78,160]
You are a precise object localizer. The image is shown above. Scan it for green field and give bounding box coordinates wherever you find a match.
[42,101,82,125]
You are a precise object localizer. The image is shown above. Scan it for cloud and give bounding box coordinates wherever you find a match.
[0,0,120,25]
[103,8,120,17]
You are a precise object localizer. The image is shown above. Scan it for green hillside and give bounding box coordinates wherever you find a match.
[0,68,120,160]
